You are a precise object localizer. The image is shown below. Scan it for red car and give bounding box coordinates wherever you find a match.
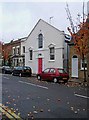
[37,68,69,83]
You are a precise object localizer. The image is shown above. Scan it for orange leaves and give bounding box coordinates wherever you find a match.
[68,16,89,59]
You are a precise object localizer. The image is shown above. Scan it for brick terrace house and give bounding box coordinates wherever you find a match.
[2,37,27,67]
[87,1,89,85]
[68,41,87,81]
[11,37,27,67]
[2,42,12,66]
[68,16,89,82]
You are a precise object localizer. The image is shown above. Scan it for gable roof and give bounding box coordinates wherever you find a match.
[26,19,64,40]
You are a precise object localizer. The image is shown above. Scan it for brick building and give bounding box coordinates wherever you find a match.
[87,1,89,85]
[2,37,26,67]
[2,42,12,66]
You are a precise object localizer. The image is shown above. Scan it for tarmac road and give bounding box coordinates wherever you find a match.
[1,74,89,119]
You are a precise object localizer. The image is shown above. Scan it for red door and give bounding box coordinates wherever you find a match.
[38,58,43,74]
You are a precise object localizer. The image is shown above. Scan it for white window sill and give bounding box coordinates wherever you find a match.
[80,68,87,71]
[48,60,55,62]
[28,60,33,62]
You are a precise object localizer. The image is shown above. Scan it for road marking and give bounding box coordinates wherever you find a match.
[74,93,89,99]
[0,103,22,120]
[3,77,9,79]
[19,80,48,89]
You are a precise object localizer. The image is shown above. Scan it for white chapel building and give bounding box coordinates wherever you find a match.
[25,19,67,74]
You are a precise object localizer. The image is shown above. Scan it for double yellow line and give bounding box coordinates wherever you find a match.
[0,103,23,120]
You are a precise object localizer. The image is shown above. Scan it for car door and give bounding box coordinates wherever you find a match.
[41,68,50,80]
[49,68,56,80]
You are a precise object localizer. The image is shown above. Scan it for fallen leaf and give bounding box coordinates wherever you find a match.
[74,111,78,114]
[77,109,80,111]
[16,108,19,111]
[33,106,36,108]
[40,109,43,112]
[48,109,51,112]
[26,97,29,100]
[83,109,86,111]
[13,99,15,101]
[29,112,32,114]
[71,107,74,111]
[8,96,10,98]
[58,99,60,101]
[31,117,34,119]
[33,110,38,114]
[14,104,16,106]
[47,98,50,101]
[37,96,40,99]
[67,102,69,104]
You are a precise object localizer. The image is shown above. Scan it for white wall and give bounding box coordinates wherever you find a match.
[25,19,65,74]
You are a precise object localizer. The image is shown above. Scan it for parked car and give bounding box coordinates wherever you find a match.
[12,66,32,77]
[2,66,12,74]
[37,68,69,83]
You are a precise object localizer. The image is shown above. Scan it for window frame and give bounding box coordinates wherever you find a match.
[29,49,33,61]
[49,47,55,60]
[81,59,87,70]
[38,33,43,49]
[23,46,25,53]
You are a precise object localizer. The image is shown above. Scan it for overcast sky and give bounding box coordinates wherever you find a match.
[0,0,88,43]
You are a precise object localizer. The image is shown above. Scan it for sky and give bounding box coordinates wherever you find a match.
[0,0,89,43]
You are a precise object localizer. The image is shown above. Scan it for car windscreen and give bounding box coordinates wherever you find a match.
[58,69,66,73]
[4,66,10,69]
[14,67,23,70]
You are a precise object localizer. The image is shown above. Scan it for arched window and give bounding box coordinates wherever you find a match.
[38,34,43,48]
[72,55,77,58]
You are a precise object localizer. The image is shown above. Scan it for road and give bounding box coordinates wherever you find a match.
[1,73,89,119]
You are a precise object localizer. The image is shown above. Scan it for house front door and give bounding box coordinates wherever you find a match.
[72,55,78,78]
[38,58,43,74]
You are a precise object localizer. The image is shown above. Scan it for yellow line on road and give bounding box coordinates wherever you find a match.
[0,103,23,120]
[0,106,14,119]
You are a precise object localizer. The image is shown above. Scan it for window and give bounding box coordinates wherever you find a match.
[58,69,64,73]
[23,46,25,53]
[29,50,33,60]
[81,59,87,70]
[50,47,55,60]
[50,69,55,73]
[17,47,20,54]
[38,34,43,48]
[13,48,16,55]
[44,68,50,73]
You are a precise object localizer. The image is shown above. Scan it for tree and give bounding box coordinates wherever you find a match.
[68,14,89,82]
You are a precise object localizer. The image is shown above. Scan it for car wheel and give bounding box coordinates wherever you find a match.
[19,73,22,77]
[53,78,58,83]
[37,75,41,80]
